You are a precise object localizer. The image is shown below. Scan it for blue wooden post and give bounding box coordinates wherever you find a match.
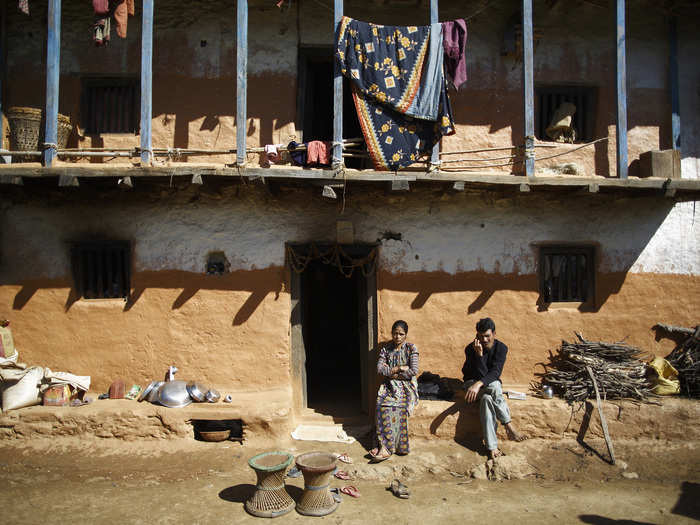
[332,0,343,169]
[669,16,680,151]
[140,0,154,165]
[0,0,6,155]
[236,0,248,166]
[615,0,628,179]
[429,0,440,170]
[43,0,61,167]
[522,0,535,178]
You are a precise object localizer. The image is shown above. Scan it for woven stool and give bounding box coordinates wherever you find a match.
[295,451,339,516]
[245,451,295,518]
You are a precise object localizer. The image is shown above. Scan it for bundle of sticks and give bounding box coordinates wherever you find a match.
[532,332,654,402]
[656,323,700,398]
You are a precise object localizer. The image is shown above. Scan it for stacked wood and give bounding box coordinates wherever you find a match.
[533,332,654,402]
[656,323,700,398]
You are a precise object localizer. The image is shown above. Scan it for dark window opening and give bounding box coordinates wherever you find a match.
[535,85,596,143]
[297,47,368,170]
[539,245,595,303]
[72,241,131,299]
[81,78,139,134]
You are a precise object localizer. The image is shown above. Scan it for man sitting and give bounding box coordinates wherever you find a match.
[462,317,527,459]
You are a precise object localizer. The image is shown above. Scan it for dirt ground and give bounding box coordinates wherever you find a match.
[0,434,698,525]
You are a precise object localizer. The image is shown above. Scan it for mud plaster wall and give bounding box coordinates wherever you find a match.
[2,1,698,177]
[0,185,697,391]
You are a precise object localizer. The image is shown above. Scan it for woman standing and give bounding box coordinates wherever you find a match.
[370,320,419,462]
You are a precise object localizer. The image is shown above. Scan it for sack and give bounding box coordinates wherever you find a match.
[0,323,17,359]
[648,356,680,395]
[2,366,43,411]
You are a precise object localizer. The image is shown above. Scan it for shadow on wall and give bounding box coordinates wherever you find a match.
[10,269,285,327]
[377,197,675,314]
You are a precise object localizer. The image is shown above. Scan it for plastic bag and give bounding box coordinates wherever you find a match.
[648,356,680,395]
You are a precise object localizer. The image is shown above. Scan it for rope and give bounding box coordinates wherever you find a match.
[41,142,57,150]
[535,137,609,161]
[286,244,377,278]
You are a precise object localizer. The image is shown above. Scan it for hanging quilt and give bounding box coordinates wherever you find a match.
[336,16,455,171]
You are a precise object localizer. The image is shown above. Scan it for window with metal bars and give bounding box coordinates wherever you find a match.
[72,241,131,299]
[535,85,596,143]
[81,78,139,134]
[539,246,595,303]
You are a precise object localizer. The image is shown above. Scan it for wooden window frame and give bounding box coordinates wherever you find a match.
[71,241,131,300]
[535,84,597,143]
[80,77,140,135]
[538,245,595,307]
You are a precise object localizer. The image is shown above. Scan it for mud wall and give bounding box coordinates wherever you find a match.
[2,0,698,177]
[1,184,697,392]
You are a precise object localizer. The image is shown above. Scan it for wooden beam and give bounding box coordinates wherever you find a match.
[43,0,61,167]
[140,0,154,165]
[522,0,535,179]
[0,0,7,154]
[236,0,248,167]
[669,16,680,151]
[615,0,628,179]
[332,0,344,170]
[430,0,440,170]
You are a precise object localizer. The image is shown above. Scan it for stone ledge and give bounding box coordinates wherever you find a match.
[0,388,294,444]
[1,390,696,444]
[412,396,699,442]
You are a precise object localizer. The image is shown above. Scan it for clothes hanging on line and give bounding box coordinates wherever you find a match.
[336,16,455,171]
[442,19,468,90]
[92,0,135,46]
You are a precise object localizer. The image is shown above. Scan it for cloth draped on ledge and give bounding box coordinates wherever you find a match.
[336,16,456,171]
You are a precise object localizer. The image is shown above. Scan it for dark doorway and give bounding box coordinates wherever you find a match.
[301,259,363,416]
[297,47,369,170]
[289,243,377,419]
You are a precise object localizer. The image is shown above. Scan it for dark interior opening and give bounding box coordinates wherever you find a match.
[191,419,244,442]
[298,47,369,170]
[301,259,363,416]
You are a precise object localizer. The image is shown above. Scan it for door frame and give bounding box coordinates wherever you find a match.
[288,243,378,416]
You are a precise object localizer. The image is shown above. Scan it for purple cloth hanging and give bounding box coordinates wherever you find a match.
[442,19,468,90]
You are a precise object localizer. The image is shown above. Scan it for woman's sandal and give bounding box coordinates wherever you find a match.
[370,452,391,463]
[333,453,353,464]
[334,470,352,480]
[389,479,410,499]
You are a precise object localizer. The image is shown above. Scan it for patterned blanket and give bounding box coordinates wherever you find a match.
[336,16,455,171]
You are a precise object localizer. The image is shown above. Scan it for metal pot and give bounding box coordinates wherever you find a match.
[205,389,221,403]
[186,381,208,402]
[542,385,554,399]
[157,380,192,408]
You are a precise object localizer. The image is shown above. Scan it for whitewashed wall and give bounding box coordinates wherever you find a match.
[1,190,696,282]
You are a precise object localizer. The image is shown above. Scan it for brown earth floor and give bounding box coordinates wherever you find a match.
[0,435,698,524]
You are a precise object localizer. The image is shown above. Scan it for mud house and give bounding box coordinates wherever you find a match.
[0,0,698,421]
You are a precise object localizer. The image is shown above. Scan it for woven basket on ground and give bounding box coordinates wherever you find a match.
[245,451,295,518]
[295,452,339,517]
[7,106,72,160]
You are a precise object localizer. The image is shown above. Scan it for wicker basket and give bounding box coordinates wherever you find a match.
[7,106,72,161]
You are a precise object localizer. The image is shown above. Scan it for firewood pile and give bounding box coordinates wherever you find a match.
[532,333,654,403]
[656,323,700,398]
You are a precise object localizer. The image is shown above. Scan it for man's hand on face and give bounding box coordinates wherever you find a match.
[474,338,483,357]
[464,380,483,403]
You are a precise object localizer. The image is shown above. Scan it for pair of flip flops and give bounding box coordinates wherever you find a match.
[388,479,410,499]
[334,470,352,480]
[330,486,361,500]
